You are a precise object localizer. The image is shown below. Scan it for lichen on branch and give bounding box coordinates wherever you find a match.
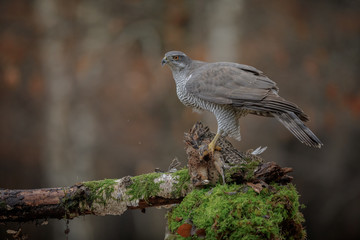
[0,170,191,222]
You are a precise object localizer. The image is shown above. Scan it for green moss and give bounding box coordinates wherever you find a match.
[127,169,191,201]
[59,179,117,218]
[168,183,306,240]
[243,159,262,181]
[128,172,164,200]
[171,169,191,197]
[60,187,85,219]
[83,179,117,206]
[225,159,262,183]
[225,166,244,183]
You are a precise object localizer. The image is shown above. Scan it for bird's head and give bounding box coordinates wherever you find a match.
[161,51,191,71]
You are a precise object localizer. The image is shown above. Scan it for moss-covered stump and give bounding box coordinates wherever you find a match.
[167,121,306,239]
[167,183,305,240]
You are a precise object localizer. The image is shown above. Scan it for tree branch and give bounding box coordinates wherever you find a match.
[0,170,190,222]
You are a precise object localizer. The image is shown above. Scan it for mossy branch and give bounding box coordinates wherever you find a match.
[0,169,191,223]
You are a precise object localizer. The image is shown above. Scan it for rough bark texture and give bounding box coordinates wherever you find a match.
[0,173,188,223]
[1,186,87,222]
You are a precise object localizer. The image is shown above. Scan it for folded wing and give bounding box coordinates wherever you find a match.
[185,62,308,121]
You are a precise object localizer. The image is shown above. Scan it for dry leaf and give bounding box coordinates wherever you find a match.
[247,182,263,194]
[177,223,192,237]
[196,228,206,237]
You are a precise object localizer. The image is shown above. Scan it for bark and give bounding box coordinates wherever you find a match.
[0,173,187,223]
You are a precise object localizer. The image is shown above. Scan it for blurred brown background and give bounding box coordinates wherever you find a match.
[0,0,359,239]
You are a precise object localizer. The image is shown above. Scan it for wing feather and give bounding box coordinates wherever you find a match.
[185,62,308,121]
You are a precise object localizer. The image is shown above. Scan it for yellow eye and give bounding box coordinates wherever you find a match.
[173,56,179,60]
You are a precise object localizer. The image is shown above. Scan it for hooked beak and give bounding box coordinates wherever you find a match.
[161,57,168,66]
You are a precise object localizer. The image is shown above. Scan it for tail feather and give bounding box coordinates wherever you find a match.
[272,112,323,148]
[238,98,309,121]
[278,113,309,144]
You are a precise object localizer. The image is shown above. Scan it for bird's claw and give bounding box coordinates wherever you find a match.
[208,140,222,153]
[200,143,222,159]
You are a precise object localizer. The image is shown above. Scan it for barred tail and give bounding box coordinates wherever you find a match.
[272,112,323,148]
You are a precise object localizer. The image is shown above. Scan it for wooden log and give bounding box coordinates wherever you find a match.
[0,172,190,222]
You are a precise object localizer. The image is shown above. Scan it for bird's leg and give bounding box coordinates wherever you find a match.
[200,133,222,159]
[208,133,221,154]
[199,131,223,159]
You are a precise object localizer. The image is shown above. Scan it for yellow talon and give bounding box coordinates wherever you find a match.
[199,133,222,159]
[204,133,222,157]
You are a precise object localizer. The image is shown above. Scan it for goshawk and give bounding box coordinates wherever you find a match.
[161,51,323,153]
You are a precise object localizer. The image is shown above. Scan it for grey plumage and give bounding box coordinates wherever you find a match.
[162,51,323,148]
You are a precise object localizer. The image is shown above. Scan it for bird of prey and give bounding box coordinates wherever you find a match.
[161,51,323,154]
